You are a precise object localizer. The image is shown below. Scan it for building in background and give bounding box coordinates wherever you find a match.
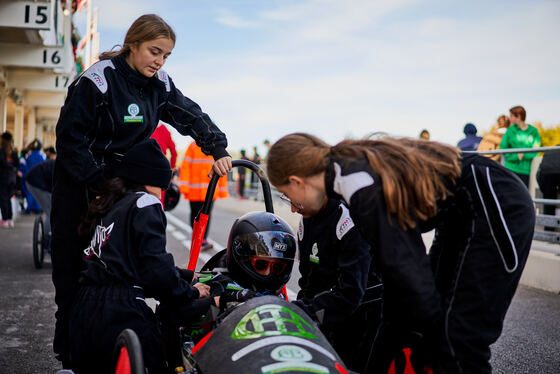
[0,0,93,152]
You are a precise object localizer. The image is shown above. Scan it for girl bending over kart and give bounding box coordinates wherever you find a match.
[68,139,211,374]
[266,133,534,374]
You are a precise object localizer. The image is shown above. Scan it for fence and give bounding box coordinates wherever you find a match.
[467,145,560,245]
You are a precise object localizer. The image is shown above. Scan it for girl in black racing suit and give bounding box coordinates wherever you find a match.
[69,139,212,373]
[266,133,534,374]
[52,14,232,366]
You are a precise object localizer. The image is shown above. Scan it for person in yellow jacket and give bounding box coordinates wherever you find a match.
[179,142,229,251]
[477,115,510,162]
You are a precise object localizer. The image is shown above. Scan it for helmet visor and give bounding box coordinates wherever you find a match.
[232,231,297,259]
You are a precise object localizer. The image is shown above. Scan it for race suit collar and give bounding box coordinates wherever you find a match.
[112,53,151,88]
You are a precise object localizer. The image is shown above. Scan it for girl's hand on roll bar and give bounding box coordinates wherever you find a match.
[209,156,232,178]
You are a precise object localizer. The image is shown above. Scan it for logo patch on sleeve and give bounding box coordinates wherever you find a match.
[336,204,355,240]
[157,69,171,92]
[298,218,304,241]
[81,59,115,94]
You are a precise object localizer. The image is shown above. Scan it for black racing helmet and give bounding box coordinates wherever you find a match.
[226,212,297,293]
[163,182,180,211]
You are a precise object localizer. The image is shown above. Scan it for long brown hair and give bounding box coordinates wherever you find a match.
[78,178,146,239]
[267,133,461,230]
[99,14,176,60]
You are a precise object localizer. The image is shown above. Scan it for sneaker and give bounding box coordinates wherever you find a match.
[0,220,9,228]
[7,220,14,228]
[201,240,214,251]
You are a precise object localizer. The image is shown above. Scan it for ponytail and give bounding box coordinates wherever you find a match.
[267,133,461,230]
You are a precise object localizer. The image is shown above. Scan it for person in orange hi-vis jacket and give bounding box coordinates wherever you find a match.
[151,122,178,205]
[179,141,229,251]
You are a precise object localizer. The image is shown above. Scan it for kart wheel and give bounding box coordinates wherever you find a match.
[33,216,44,269]
[112,329,145,374]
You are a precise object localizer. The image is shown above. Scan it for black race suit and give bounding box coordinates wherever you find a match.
[324,153,534,374]
[68,191,208,373]
[296,199,382,373]
[52,53,228,364]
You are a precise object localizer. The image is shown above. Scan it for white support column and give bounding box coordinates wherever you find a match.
[14,103,25,151]
[91,7,99,64]
[0,88,7,133]
[36,121,44,141]
[27,107,37,142]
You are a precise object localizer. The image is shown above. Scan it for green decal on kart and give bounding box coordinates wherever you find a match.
[232,304,317,340]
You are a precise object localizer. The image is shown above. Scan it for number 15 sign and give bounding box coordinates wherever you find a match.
[0,1,52,30]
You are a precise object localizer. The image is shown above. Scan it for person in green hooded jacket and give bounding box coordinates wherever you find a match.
[499,105,541,187]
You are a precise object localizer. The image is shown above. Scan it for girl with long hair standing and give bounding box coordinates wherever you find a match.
[266,133,534,373]
[52,14,231,367]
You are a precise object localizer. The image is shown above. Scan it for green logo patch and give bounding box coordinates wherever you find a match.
[232,304,317,340]
[124,103,143,123]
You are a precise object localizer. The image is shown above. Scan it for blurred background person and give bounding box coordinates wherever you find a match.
[536,145,560,230]
[44,146,57,160]
[419,129,431,140]
[179,141,229,251]
[478,115,511,161]
[21,139,45,214]
[151,122,178,204]
[263,139,271,161]
[0,132,19,228]
[151,122,178,171]
[238,149,249,199]
[499,106,541,187]
[250,146,261,190]
[457,123,483,151]
[26,158,56,242]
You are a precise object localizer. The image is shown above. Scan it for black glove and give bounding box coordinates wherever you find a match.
[206,274,233,297]
[220,288,258,305]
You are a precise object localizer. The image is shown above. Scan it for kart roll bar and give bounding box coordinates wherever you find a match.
[187,160,274,271]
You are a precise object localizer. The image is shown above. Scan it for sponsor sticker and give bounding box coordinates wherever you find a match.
[270,345,312,362]
[273,241,288,251]
[124,103,143,123]
[90,72,104,87]
[309,243,319,264]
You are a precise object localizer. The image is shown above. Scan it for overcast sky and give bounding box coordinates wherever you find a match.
[73,0,560,154]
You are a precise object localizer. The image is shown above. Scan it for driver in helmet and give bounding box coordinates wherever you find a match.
[199,211,297,310]
[160,211,297,368]
[225,211,297,293]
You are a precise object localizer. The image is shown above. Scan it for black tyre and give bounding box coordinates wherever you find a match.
[112,329,145,374]
[33,216,44,269]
